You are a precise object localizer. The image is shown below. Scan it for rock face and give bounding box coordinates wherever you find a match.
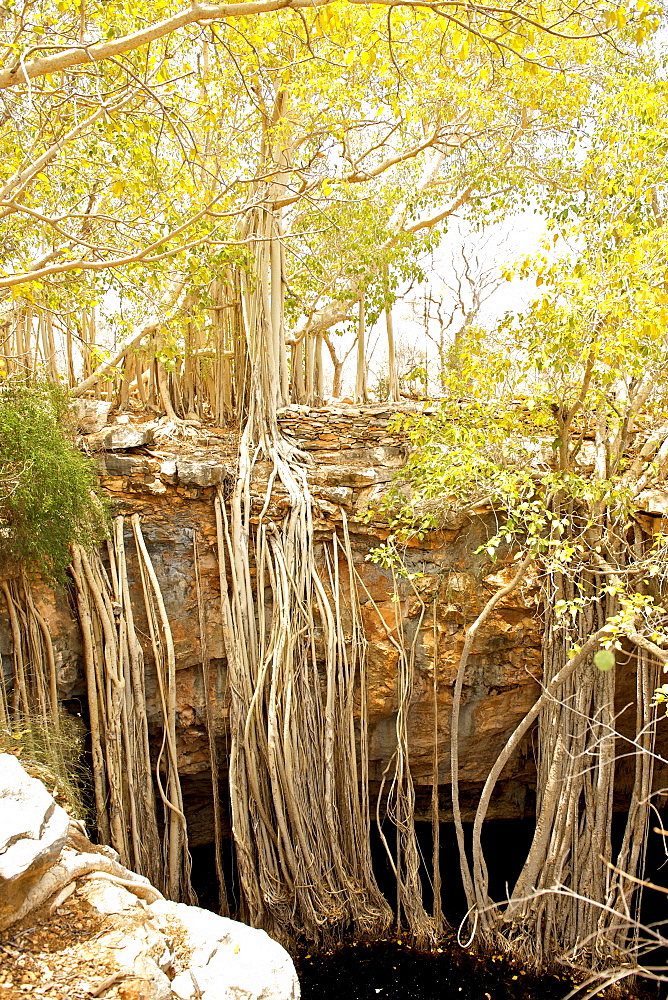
[36,407,668,859]
[0,754,70,925]
[0,755,70,882]
[2,401,664,891]
[0,757,301,1000]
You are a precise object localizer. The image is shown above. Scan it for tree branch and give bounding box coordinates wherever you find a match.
[71,279,186,398]
[0,94,135,203]
[0,0,614,92]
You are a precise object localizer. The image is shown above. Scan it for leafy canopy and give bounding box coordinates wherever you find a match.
[366,62,668,684]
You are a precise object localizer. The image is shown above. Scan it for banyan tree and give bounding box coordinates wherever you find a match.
[1,0,668,991]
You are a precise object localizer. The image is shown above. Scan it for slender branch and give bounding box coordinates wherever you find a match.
[0,94,135,203]
[71,279,186,398]
[451,552,533,910]
[0,0,613,92]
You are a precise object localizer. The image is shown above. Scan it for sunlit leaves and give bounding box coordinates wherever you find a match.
[0,0,659,350]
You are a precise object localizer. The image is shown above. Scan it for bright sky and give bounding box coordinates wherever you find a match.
[336,208,551,399]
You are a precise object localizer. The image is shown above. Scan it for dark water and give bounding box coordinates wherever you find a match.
[296,940,592,1000]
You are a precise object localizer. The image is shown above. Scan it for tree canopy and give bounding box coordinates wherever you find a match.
[1,0,657,403]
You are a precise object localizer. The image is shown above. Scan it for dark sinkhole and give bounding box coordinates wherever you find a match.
[295,940,585,1000]
[189,815,668,1000]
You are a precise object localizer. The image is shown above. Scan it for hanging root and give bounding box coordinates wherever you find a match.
[463,507,660,971]
[70,517,193,903]
[218,442,438,945]
[194,530,230,916]
[217,451,394,945]
[355,567,438,947]
[0,575,88,816]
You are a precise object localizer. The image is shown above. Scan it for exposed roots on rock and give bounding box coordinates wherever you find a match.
[0,851,163,933]
[0,575,87,815]
[456,499,661,972]
[70,523,194,904]
[209,206,442,946]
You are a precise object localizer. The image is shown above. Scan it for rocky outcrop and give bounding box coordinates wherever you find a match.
[0,755,70,926]
[32,406,668,836]
[3,401,665,866]
[0,755,300,1000]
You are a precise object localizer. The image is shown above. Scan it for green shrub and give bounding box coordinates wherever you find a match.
[0,379,108,582]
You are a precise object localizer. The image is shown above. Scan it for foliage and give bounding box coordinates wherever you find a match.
[366,61,668,673]
[0,0,655,353]
[0,381,108,582]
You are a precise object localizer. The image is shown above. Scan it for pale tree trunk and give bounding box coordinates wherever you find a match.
[331,359,343,398]
[385,301,399,402]
[291,340,305,402]
[355,293,368,403]
[315,333,325,403]
[305,332,315,403]
[383,264,399,401]
[322,331,346,399]
[269,213,286,408]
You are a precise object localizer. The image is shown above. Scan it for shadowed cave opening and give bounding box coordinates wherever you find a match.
[187,810,539,927]
[67,690,668,997]
[187,812,668,999]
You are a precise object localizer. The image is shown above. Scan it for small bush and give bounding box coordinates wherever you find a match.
[0,379,108,582]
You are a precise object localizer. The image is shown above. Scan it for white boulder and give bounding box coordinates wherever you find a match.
[71,877,301,1000]
[151,900,300,1000]
[0,753,69,883]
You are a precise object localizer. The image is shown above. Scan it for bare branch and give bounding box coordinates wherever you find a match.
[71,279,186,398]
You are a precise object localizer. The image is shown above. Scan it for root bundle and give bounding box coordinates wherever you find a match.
[70,520,193,902]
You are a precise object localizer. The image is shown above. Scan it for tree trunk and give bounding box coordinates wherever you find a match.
[355,293,368,404]
[384,266,399,402]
